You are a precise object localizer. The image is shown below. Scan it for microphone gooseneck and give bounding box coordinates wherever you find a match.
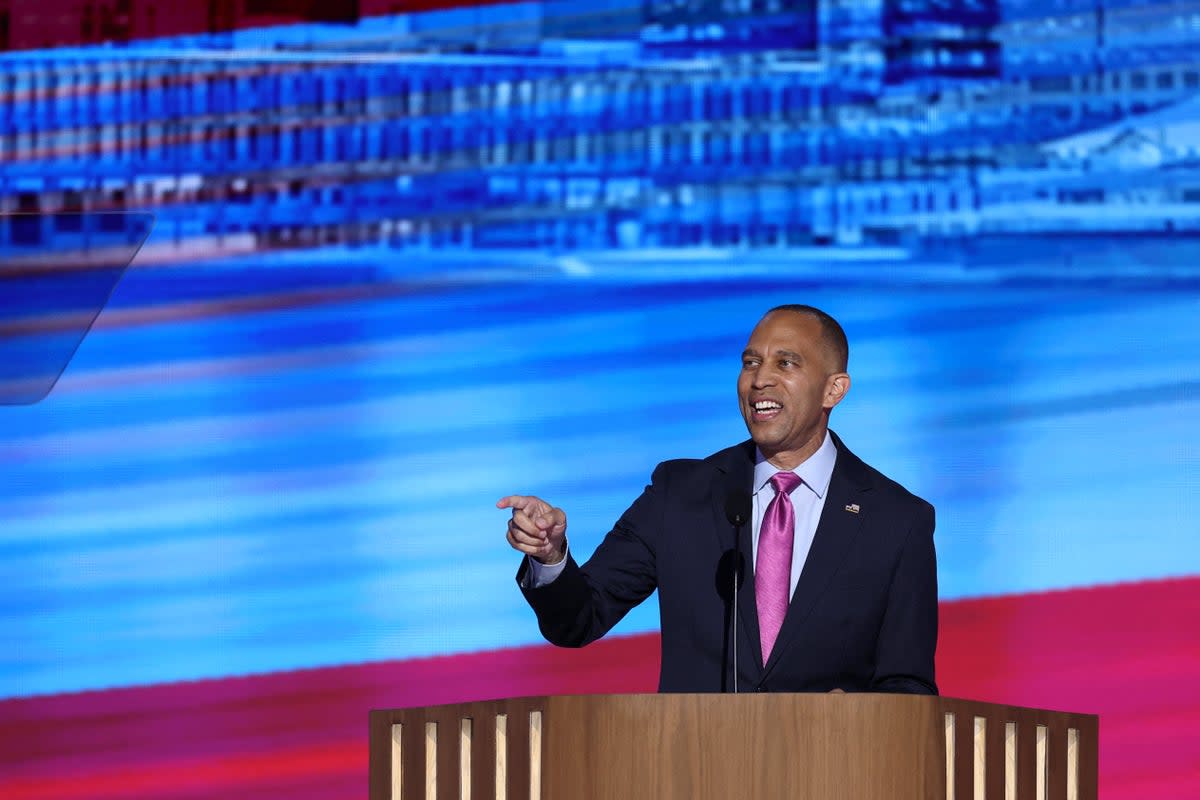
[724,489,751,693]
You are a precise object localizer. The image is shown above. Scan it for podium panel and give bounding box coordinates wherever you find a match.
[369,694,1097,800]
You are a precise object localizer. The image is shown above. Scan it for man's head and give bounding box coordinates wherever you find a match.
[737,305,851,469]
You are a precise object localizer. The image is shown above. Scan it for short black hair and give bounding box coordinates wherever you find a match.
[765,304,849,372]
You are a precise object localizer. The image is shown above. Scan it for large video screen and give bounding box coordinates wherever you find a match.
[2,2,1197,798]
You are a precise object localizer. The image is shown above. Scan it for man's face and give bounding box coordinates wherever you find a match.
[737,311,850,468]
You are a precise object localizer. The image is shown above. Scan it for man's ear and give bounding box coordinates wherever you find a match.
[824,373,851,409]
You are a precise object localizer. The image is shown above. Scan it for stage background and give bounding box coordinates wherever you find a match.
[2,1,1198,798]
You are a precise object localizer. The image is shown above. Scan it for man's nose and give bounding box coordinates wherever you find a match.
[751,366,776,387]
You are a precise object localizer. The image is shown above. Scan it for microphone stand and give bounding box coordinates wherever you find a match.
[724,491,750,694]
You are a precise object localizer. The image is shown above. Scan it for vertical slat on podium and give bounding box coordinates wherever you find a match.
[436,711,458,800]
[368,711,395,800]
[1067,720,1088,800]
[1016,719,1038,799]
[392,724,404,800]
[985,711,1006,800]
[401,712,426,800]
[1076,717,1099,800]
[505,707,531,800]
[1046,719,1068,800]
[459,717,473,800]
[470,709,496,800]
[954,711,974,800]
[495,713,509,800]
[944,713,956,800]
[529,711,542,800]
[1005,722,1018,800]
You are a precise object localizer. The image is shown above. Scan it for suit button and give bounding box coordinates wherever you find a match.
[756,684,769,693]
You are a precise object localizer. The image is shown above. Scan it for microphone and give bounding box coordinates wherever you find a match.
[725,490,751,528]
[721,489,751,693]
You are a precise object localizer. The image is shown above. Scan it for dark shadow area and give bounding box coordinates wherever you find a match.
[0,212,153,404]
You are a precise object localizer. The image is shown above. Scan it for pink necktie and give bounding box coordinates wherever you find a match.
[756,471,802,664]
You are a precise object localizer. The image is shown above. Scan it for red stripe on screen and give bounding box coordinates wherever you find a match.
[1,576,1196,799]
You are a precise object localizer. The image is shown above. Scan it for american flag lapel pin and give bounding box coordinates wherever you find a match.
[844,503,860,514]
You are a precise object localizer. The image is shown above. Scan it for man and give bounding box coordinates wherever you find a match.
[499,305,937,694]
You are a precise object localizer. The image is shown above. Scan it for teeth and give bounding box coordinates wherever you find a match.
[754,401,781,411]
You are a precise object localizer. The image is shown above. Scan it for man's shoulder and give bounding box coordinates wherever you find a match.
[857,457,933,510]
[644,441,754,499]
[833,433,933,513]
[655,441,754,476]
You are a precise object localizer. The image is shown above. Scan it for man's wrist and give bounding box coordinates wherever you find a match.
[536,542,567,566]
[524,540,570,589]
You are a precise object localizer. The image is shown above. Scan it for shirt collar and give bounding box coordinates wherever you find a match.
[752,430,837,499]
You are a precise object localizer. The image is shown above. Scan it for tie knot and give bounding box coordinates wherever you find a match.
[770,471,802,496]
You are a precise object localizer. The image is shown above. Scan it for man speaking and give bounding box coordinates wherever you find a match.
[499,305,937,694]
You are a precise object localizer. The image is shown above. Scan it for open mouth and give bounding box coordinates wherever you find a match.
[751,399,782,420]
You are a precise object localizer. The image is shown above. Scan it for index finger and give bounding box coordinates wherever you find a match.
[496,495,539,511]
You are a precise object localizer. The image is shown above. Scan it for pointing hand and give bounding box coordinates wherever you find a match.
[497,495,568,565]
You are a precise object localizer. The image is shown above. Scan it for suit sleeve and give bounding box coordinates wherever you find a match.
[516,464,666,648]
[870,499,939,694]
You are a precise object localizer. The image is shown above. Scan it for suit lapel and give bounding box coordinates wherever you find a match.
[709,442,764,673]
[763,433,873,676]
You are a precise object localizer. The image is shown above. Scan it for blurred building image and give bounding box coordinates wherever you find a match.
[1,0,1198,257]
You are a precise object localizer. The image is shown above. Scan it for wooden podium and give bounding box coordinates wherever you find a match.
[369,694,1097,800]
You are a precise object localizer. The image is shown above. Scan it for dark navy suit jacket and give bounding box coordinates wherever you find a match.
[518,432,938,694]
